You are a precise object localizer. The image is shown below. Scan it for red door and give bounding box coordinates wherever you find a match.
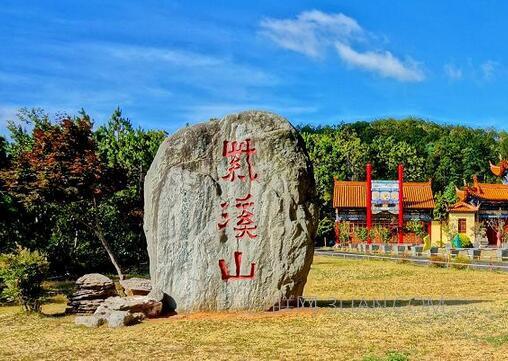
[486,225,498,246]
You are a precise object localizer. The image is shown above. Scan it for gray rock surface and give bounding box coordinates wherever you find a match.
[120,277,152,296]
[95,296,162,319]
[66,273,118,314]
[106,311,134,328]
[144,111,318,312]
[75,315,104,328]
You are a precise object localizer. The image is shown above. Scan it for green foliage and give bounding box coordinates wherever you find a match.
[459,234,472,247]
[0,247,49,312]
[0,110,506,277]
[470,222,486,242]
[452,254,471,270]
[433,182,458,220]
[405,220,427,239]
[0,108,165,276]
[374,226,392,244]
[486,333,508,346]
[338,221,351,243]
[443,222,458,242]
[316,217,335,246]
[355,227,372,243]
[300,118,501,229]
[362,351,409,361]
[500,133,508,159]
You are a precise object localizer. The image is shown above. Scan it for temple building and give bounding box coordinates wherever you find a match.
[333,164,437,244]
[448,161,508,247]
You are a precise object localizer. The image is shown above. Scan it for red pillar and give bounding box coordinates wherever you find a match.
[366,163,373,244]
[398,164,404,244]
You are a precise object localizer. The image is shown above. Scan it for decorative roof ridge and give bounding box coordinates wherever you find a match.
[404,181,432,186]
[333,179,365,185]
[449,201,479,212]
[476,182,508,188]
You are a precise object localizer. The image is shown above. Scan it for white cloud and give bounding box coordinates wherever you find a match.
[335,42,424,82]
[260,10,363,58]
[260,10,424,82]
[443,64,463,80]
[481,60,498,80]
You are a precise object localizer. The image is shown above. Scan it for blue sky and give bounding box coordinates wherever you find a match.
[1,1,508,135]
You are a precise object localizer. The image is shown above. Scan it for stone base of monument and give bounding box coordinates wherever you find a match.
[66,273,118,314]
[75,295,162,328]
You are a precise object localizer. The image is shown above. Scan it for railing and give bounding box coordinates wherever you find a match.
[316,248,508,272]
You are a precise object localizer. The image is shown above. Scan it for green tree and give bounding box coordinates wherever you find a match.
[433,182,458,221]
[94,108,166,270]
[370,136,425,181]
[1,112,125,278]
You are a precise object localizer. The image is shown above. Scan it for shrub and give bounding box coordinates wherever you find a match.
[405,220,427,241]
[355,227,372,243]
[430,254,448,268]
[317,217,335,246]
[459,234,472,248]
[338,221,351,243]
[452,254,471,270]
[375,226,392,244]
[0,247,49,312]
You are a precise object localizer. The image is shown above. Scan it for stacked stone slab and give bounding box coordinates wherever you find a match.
[119,278,152,296]
[75,295,162,328]
[66,273,118,314]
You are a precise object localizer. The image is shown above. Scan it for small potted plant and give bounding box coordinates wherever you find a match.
[337,221,351,249]
[406,220,426,256]
[443,222,460,257]
[355,227,370,253]
[375,226,392,254]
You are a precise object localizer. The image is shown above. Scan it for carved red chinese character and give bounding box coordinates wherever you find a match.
[221,139,258,182]
[219,251,255,281]
[217,202,230,230]
[234,193,257,239]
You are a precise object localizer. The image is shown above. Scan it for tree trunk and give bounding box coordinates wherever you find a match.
[94,226,125,280]
[88,197,125,280]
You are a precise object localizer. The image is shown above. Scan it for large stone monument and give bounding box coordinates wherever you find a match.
[144,111,317,312]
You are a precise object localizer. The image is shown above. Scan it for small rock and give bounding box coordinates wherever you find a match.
[95,296,162,319]
[120,278,152,296]
[66,273,118,315]
[107,311,134,328]
[131,312,146,322]
[75,315,104,328]
[75,273,114,288]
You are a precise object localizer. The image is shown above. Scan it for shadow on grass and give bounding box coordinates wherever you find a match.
[314,298,487,308]
[272,298,488,310]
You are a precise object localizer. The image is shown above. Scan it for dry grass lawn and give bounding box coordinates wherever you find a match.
[1,255,508,360]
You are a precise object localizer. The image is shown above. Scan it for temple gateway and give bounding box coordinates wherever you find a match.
[333,164,437,244]
[333,161,508,247]
[448,161,508,247]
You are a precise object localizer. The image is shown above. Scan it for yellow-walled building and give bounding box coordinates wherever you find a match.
[448,174,508,247]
